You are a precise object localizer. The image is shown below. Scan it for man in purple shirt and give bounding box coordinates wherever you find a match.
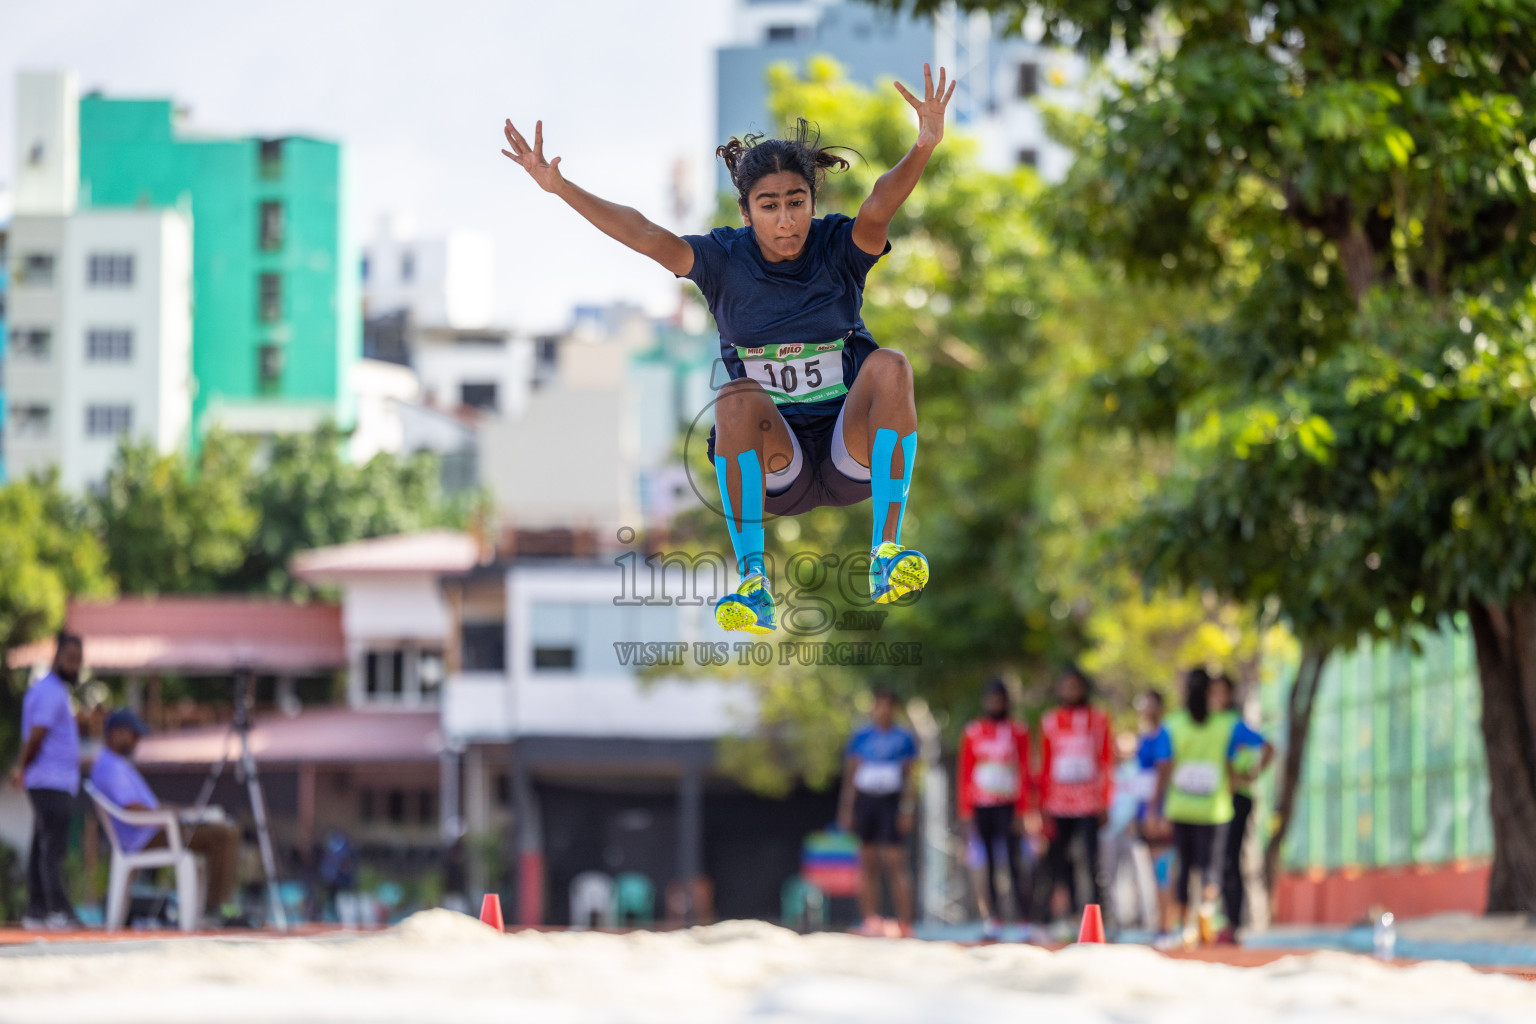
[91,708,243,919]
[12,632,83,929]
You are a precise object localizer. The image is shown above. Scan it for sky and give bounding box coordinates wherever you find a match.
[0,0,738,331]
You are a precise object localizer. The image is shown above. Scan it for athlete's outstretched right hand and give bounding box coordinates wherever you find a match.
[501,119,565,193]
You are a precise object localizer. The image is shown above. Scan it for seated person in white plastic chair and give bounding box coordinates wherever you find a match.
[90,708,242,921]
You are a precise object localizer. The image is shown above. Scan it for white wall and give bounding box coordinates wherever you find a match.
[59,208,193,491]
[14,70,78,216]
[414,334,533,419]
[441,565,752,743]
[349,357,422,461]
[364,219,495,329]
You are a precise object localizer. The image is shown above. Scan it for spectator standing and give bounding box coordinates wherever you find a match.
[1211,672,1274,943]
[12,632,84,930]
[956,678,1033,941]
[838,688,919,937]
[1038,665,1114,926]
[1148,668,1239,947]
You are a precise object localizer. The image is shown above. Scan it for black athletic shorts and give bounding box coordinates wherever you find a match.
[707,405,872,518]
[852,791,904,846]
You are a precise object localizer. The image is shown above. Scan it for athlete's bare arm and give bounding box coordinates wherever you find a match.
[851,63,956,256]
[501,119,694,276]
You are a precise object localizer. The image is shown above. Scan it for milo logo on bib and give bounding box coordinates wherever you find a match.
[735,336,849,405]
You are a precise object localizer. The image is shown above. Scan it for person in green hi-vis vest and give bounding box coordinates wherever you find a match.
[1146,668,1239,947]
[1213,673,1274,944]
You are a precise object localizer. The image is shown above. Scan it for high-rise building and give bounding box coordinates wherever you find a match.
[77,90,358,439]
[714,0,1085,186]
[5,71,193,490]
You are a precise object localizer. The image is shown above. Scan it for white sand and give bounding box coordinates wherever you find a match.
[0,912,1533,1024]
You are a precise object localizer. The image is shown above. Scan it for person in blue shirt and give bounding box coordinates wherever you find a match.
[837,688,919,936]
[502,64,957,635]
[90,708,243,920]
[1211,672,1274,943]
[11,632,83,930]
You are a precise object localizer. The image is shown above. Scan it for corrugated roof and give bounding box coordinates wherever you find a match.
[134,707,443,766]
[290,529,481,580]
[6,597,345,674]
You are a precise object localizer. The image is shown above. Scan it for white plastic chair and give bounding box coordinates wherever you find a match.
[569,871,616,929]
[83,781,204,933]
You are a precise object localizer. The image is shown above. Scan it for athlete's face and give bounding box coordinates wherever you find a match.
[872,694,896,729]
[742,170,814,262]
[1210,678,1233,712]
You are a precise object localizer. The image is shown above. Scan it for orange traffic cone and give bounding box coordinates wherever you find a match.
[1077,903,1106,943]
[480,893,505,932]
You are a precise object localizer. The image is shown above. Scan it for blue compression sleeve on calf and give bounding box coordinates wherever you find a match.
[715,450,767,580]
[869,428,917,548]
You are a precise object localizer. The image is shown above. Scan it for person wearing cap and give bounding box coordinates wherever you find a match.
[90,708,243,919]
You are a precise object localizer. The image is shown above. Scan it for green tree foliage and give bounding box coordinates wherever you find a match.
[871,0,1536,909]
[0,472,113,762]
[95,430,259,595]
[220,422,478,596]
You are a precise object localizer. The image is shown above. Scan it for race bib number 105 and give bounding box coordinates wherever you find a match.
[735,337,848,405]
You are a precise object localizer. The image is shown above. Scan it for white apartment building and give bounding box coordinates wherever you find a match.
[363,215,495,330]
[5,71,192,490]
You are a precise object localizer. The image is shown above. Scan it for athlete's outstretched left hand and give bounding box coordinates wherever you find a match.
[894,63,956,149]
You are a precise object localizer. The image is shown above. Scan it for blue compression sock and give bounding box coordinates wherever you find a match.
[870,428,917,549]
[715,449,766,580]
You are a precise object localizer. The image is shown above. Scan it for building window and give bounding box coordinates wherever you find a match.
[259,272,282,322]
[88,253,135,287]
[460,623,506,672]
[10,404,50,439]
[258,343,284,391]
[765,24,799,42]
[259,201,284,251]
[360,255,370,282]
[400,251,415,283]
[459,382,498,411]
[18,252,55,286]
[1017,62,1040,98]
[494,773,511,808]
[86,404,132,437]
[532,646,576,671]
[9,328,52,361]
[386,789,405,824]
[86,328,133,363]
[418,790,435,825]
[359,789,375,822]
[259,138,283,179]
[1016,149,1039,168]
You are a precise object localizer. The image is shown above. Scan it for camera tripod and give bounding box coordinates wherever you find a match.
[191,669,287,930]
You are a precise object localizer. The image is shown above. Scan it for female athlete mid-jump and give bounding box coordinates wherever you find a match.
[502,63,954,635]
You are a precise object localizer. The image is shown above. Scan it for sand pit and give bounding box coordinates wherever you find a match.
[1,912,1533,1023]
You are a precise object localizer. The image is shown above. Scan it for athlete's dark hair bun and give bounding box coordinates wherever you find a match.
[717,118,857,209]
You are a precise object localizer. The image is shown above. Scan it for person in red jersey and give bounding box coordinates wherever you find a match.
[1038,664,1114,926]
[957,678,1034,941]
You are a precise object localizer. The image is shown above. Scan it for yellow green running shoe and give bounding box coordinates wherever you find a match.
[869,542,929,604]
[714,572,777,634]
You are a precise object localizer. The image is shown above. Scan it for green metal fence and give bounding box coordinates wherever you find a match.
[1259,621,1491,871]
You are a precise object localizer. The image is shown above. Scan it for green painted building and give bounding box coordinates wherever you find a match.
[78,96,357,438]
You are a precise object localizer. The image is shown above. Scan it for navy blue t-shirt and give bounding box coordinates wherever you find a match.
[680,212,891,425]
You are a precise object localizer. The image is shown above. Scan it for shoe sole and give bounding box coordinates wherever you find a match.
[715,598,775,634]
[872,553,929,604]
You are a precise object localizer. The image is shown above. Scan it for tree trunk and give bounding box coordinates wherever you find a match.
[1263,646,1328,904]
[1467,596,1536,914]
